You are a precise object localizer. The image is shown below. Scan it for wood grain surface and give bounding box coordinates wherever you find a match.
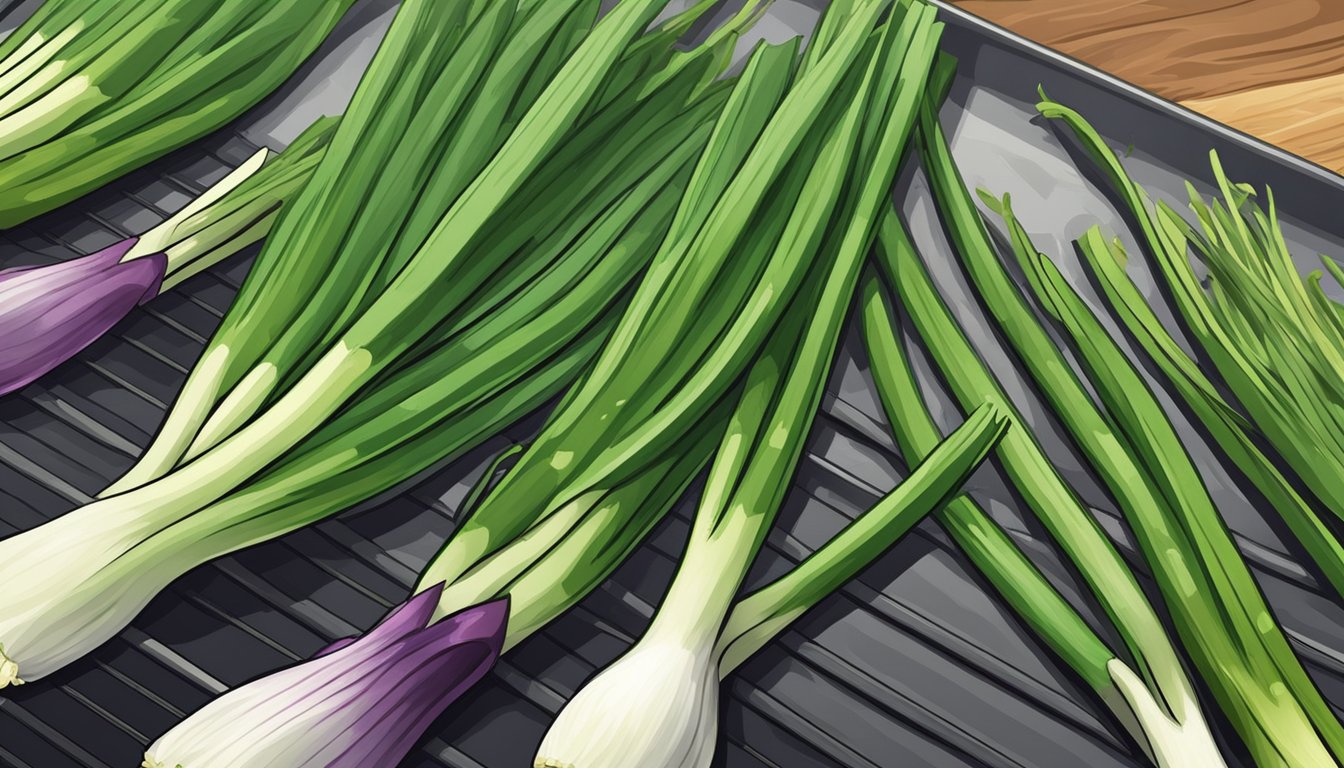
[948,0,1344,172]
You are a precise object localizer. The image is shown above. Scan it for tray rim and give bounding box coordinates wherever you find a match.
[926,0,1344,190]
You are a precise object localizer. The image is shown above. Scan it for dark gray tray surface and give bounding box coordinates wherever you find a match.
[2,1,1342,767]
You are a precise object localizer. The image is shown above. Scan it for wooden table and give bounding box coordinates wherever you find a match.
[948,0,1344,173]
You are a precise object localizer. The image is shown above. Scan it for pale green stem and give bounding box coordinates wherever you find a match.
[99,343,371,511]
[716,402,1008,673]
[0,24,80,113]
[159,215,275,293]
[124,146,271,263]
[102,346,232,496]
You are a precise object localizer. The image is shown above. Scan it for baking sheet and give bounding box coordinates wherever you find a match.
[2,1,1342,766]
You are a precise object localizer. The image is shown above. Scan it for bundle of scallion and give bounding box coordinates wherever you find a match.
[1035,98,1344,598]
[916,83,1344,764]
[0,0,355,226]
[104,0,754,494]
[0,0,749,689]
[862,217,1220,766]
[0,115,334,397]
[140,4,987,764]
[529,4,954,764]
[414,0,909,640]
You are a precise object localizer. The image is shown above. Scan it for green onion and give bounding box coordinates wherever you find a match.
[138,6,964,762]
[861,269,1116,691]
[531,6,966,764]
[406,22,829,650]
[536,397,1003,768]
[711,403,1006,669]
[105,0,507,490]
[988,192,1344,765]
[1067,223,1344,599]
[106,0,743,494]
[0,0,355,226]
[1038,98,1344,529]
[0,0,740,687]
[925,86,1343,762]
[414,0,899,606]
[154,115,339,291]
[870,206,1222,767]
[1037,101,1344,601]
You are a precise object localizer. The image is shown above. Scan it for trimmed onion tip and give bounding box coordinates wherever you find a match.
[0,643,22,688]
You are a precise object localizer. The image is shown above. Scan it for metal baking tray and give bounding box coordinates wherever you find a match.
[2,1,1342,766]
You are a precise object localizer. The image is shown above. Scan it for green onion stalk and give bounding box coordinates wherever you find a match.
[0,0,745,688]
[536,398,1005,768]
[148,421,724,768]
[1068,222,1344,599]
[861,250,1220,767]
[528,10,1000,765]
[144,4,942,761]
[918,85,1343,764]
[411,0,905,614]
[408,0,956,637]
[980,191,1343,766]
[105,0,522,490]
[140,297,711,768]
[0,0,356,226]
[1036,99,1344,599]
[150,115,339,292]
[0,121,703,689]
[142,308,727,768]
[105,0,761,494]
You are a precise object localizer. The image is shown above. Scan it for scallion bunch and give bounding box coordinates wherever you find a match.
[0,0,355,225]
[106,0,748,493]
[1037,98,1344,600]
[143,4,1006,766]
[919,84,1343,764]
[411,0,898,631]
[867,206,1223,766]
[534,3,956,763]
[0,0,746,689]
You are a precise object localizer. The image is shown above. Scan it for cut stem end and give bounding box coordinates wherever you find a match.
[0,644,23,688]
[1105,659,1225,768]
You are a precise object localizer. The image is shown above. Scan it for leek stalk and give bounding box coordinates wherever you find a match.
[987,194,1341,764]
[887,139,1217,766]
